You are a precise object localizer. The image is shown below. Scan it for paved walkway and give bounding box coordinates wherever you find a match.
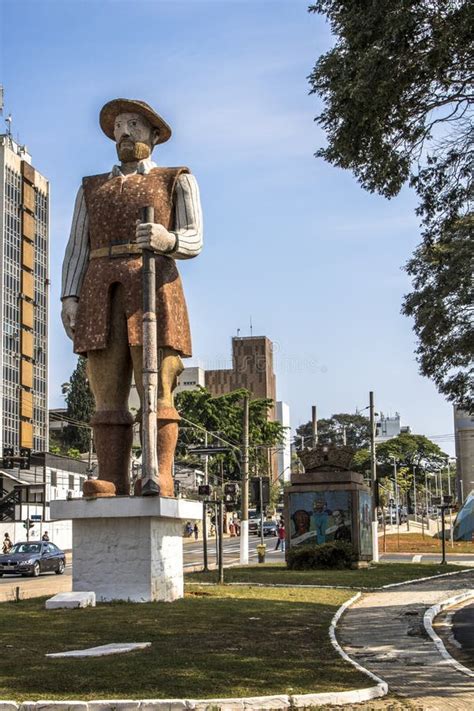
[338,571,474,710]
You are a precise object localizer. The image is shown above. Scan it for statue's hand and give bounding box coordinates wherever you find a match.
[61,297,79,340]
[135,222,176,254]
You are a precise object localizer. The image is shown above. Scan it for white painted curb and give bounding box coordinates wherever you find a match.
[423,589,474,678]
[327,592,388,700]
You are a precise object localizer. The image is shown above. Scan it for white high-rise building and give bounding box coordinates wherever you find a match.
[276,401,291,483]
[0,132,49,455]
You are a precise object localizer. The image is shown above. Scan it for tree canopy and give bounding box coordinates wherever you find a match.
[175,388,285,482]
[309,0,473,411]
[354,432,448,481]
[60,356,95,453]
[295,412,370,450]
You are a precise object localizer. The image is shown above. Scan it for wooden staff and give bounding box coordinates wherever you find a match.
[140,205,160,496]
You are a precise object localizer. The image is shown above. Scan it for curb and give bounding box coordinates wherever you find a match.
[423,589,474,678]
[328,592,388,701]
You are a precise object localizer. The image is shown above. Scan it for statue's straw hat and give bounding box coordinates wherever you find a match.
[99,98,172,145]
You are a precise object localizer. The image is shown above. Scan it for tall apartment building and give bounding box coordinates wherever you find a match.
[0,134,49,454]
[206,336,279,480]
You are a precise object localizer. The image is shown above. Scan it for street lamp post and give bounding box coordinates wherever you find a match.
[369,391,379,562]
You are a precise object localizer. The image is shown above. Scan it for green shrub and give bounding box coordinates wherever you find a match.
[287,541,355,570]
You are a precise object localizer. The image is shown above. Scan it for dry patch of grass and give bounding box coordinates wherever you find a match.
[382,533,474,554]
[0,586,369,701]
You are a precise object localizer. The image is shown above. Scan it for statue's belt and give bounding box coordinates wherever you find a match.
[89,243,143,259]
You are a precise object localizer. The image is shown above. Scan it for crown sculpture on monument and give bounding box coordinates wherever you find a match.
[298,443,355,472]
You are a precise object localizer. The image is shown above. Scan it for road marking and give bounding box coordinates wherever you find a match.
[412,554,422,563]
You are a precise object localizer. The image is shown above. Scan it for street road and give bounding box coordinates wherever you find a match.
[1,535,473,601]
[452,602,474,663]
[183,533,285,569]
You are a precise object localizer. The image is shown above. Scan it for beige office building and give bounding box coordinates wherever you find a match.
[0,134,49,455]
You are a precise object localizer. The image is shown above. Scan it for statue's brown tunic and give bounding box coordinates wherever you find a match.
[73,167,192,357]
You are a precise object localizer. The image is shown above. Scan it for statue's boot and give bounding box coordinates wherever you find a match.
[83,410,134,497]
[134,405,179,497]
[157,406,180,497]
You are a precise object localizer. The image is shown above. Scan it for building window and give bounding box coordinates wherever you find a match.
[69,474,75,490]
[50,471,57,487]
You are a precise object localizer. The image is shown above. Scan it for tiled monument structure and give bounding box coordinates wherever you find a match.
[284,444,373,562]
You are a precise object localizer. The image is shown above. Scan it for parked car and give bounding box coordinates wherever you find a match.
[249,517,260,535]
[0,541,66,577]
[257,521,278,537]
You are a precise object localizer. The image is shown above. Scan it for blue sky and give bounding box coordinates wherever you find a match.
[0,0,455,454]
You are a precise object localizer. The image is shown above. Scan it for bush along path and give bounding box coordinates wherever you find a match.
[338,570,474,710]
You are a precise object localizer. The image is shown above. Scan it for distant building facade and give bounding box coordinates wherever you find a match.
[175,366,205,395]
[0,133,49,455]
[454,407,474,502]
[375,413,410,443]
[205,336,276,408]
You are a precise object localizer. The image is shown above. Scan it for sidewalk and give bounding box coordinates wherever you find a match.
[338,571,474,710]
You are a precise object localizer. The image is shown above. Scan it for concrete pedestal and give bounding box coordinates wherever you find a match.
[50,496,202,603]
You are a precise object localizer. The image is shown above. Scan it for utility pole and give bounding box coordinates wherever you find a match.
[218,498,224,583]
[202,432,208,572]
[240,395,249,564]
[413,465,417,523]
[311,405,318,448]
[369,391,379,562]
[342,425,347,446]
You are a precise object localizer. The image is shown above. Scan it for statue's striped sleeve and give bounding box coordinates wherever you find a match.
[61,186,90,299]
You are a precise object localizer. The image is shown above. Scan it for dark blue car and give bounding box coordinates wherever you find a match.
[0,541,66,577]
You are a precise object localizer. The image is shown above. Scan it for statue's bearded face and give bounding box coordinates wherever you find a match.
[114,112,159,162]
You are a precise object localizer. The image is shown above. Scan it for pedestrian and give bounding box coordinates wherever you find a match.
[2,532,12,554]
[41,531,50,542]
[275,522,286,552]
[193,523,199,540]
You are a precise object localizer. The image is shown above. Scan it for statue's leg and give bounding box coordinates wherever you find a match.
[86,285,134,496]
[132,346,184,497]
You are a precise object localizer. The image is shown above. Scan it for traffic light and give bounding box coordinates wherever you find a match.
[224,482,238,499]
[198,484,212,497]
[2,447,14,469]
[251,476,270,508]
[23,518,34,530]
[19,447,31,470]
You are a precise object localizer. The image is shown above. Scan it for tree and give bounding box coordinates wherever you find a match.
[61,356,95,453]
[353,433,448,507]
[175,388,285,482]
[309,1,473,410]
[295,412,370,450]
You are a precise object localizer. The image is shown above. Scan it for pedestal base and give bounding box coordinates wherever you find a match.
[50,497,202,603]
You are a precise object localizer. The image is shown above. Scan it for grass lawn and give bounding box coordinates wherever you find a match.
[186,562,464,588]
[382,532,474,554]
[0,586,369,701]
